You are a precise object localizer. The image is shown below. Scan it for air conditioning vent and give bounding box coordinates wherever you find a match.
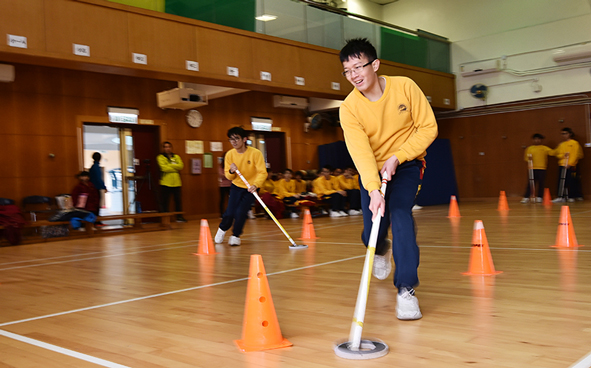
[553,44,591,65]
[273,95,309,109]
[460,59,502,77]
[157,88,208,110]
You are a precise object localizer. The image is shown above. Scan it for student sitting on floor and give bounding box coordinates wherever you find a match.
[312,165,348,217]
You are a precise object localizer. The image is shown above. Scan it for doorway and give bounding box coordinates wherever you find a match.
[83,124,160,216]
[247,131,286,172]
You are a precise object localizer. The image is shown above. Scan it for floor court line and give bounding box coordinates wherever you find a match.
[0,255,363,328]
[0,329,131,368]
[569,351,591,368]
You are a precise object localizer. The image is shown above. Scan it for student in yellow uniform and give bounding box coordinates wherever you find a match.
[551,127,584,202]
[337,166,362,215]
[293,170,308,194]
[157,141,187,223]
[521,134,552,203]
[274,169,302,218]
[312,165,348,217]
[339,38,437,320]
[215,127,267,246]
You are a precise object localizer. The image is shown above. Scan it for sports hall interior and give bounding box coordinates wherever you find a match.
[1,0,590,367]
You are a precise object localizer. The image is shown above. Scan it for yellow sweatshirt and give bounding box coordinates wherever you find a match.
[312,176,339,197]
[337,175,360,190]
[550,139,584,167]
[294,179,307,193]
[260,179,275,195]
[157,154,184,187]
[340,76,438,192]
[275,179,298,199]
[224,146,267,189]
[524,145,552,170]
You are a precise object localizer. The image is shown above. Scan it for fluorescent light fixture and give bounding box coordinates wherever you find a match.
[108,107,139,124]
[251,117,272,131]
[256,14,277,21]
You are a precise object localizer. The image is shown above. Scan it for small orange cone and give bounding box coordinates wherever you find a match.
[299,208,319,240]
[235,255,292,352]
[463,220,502,276]
[543,188,552,206]
[447,195,461,218]
[552,206,583,248]
[194,219,219,255]
[497,191,510,211]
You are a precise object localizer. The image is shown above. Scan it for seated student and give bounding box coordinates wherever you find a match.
[294,170,309,194]
[338,166,362,215]
[312,165,348,217]
[275,169,302,218]
[71,171,99,229]
[258,169,284,219]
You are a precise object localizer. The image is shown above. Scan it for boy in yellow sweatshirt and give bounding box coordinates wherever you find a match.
[551,127,584,202]
[215,127,267,246]
[275,169,302,218]
[337,166,362,215]
[521,134,552,203]
[339,38,437,320]
[312,166,348,217]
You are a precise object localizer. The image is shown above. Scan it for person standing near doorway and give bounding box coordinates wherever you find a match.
[89,152,107,225]
[215,126,267,246]
[157,141,187,222]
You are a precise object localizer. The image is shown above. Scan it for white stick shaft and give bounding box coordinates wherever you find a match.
[234,169,298,246]
[348,174,388,349]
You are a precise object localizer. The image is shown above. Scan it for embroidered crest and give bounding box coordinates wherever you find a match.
[398,104,408,113]
[247,160,251,165]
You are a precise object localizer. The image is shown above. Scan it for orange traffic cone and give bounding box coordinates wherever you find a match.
[462,220,502,276]
[194,219,219,255]
[235,255,292,352]
[447,195,461,218]
[543,188,552,206]
[552,206,583,248]
[497,191,510,211]
[299,208,319,240]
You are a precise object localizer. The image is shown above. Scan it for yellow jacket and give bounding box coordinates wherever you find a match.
[524,145,552,170]
[550,139,583,167]
[337,175,360,190]
[340,76,438,192]
[225,146,267,189]
[259,179,275,195]
[312,176,339,197]
[294,179,307,193]
[157,154,184,187]
[274,179,298,199]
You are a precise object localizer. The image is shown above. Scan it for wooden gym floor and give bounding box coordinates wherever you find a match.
[1,200,590,368]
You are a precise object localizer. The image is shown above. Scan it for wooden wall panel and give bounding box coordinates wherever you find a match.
[252,39,301,85]
[127,13,197,70]
[196,28,254,80]
[298,48,347,93]
[431,74,455,109]
[437,103,590,199]
[44,0,129,63]
[0,0,45,53]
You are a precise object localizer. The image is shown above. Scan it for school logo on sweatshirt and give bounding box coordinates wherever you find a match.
[398,104,408,114]
[247,160,251,165]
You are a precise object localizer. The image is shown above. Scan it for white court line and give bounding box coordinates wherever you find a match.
[569,351,591,368]
[0,254,362,328]
[0,329,130,368]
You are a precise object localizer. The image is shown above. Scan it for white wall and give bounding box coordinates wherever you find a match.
[374,0,591,109]
[345,0,383,21]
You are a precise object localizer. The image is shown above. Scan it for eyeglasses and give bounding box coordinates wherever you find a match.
[342,60,375,77]
[228,137,240,143]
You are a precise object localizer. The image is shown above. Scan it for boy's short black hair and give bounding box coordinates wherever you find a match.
[339,38,378,63]
[321,165,333,172]
[77,171,90,178]
[227,126,247,139]
[532,133,544,139]
[92,152,101,161]
[283,168,293,174]
[561,127,574,137]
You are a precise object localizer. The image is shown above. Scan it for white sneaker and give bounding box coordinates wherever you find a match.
[339,211,348,216]
[214,228,226,244]
[520,198,529,204]
[536,197,543,203]
[247,210,256,219]
[412,205,423,210]
[396,288,422,320]
[329,210,342,218]
[372,239,392,280]
[576,197,584,201]
[348,209,361,216]
[567,198,575,203]
[290,212,299,218]
[321,208,328,215]
[229,235,241,246]
[552,197,565,203]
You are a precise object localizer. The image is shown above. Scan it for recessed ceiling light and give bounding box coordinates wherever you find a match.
[256,14,277,22]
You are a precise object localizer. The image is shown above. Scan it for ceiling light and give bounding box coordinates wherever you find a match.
[256,14,277,22]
